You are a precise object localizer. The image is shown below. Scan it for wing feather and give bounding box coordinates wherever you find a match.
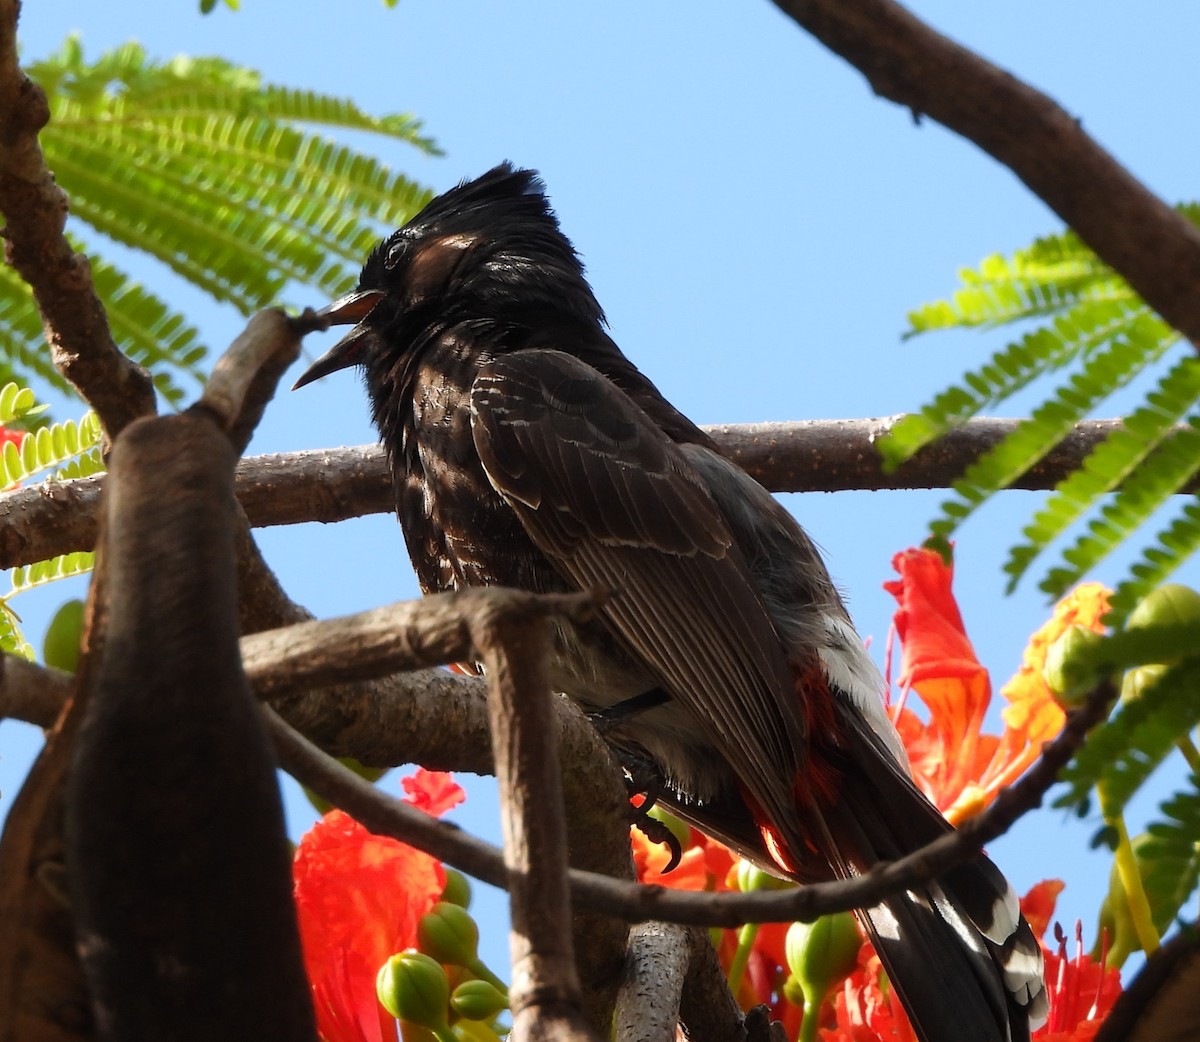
[470,349,806,832]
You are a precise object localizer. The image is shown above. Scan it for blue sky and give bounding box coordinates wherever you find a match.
[7,0,1200,982]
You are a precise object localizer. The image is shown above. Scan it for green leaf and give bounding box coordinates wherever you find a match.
[881,298,1157,469]
[1105,499,1200,626]
[906,242,1127,335]
[1140,777,1200,931]
[10,551,97,595]
[1056,656,1200,816]
[0,597,34,660]
[1007,356,1200,592]
[1,39,437,407]
[929,311,1177,541]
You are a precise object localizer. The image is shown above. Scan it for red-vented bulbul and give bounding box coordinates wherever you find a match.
[294,163,1047,1042]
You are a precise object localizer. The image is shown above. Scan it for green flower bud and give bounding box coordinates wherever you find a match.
[452,1021,504,1042]
[736,860,792,892]
[1120,662,1166,704]
[400,1024,441,1042]
[781,974,806,1008]
[418,902,481,967]
[1043,625,1105,707]
[450,979,510,1021]
[1127,583,1200,630]
[785,912,861,1006]
[304,758,387,815]
[43,598,84,674]
[441,869,473,909]
[377,950,451,1031]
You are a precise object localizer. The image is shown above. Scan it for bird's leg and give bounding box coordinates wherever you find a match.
[586,686,671,731]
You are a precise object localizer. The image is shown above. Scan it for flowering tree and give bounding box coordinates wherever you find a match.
[1,1,1200,1041]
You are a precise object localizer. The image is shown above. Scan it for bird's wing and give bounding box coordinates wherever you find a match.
[469,348,807,833]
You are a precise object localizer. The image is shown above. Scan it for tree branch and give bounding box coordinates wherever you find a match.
[615,922,690,1042]
[770,0,1200,345]
[251,625,1119,929]
[473,603,600,1042]
[3,595,1117,933]
[0,416,1156,570]
[0,0,156,436]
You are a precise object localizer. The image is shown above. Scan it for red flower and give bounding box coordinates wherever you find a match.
[1020,882,1120,1041]
[885,548,1107,823]
[293,770,464,1042]
[822,943,917,1042]
[821,881,1120,1042]
[400,767,466,817]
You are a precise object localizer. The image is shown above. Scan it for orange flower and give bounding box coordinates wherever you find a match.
[293,770,464,1042]
[630,814,741,892]
[630,825,712,890]
[885,548,1108,823]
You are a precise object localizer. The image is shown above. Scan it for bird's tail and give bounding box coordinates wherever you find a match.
[804,710,1048,1042]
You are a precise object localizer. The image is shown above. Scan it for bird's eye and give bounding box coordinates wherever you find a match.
[385,241,405,270]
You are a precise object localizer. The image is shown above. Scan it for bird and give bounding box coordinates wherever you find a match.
[294,163,1048,1042]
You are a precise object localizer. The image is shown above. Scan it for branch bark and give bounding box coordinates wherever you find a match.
[0,416,1155,570]
[770,0,1200,346]
[0,0,156,436]
[475,605,600,1042]
[66,413,316,1042]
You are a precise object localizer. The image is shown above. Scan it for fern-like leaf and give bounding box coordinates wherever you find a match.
[0,598,35,660]
[906,240,1128,335]
[2,38,436,407]
[10,552,97,595]
[0,411,103,487]
[1141,775,1200,932]
[1055,656,1200,817]
[1102,499,1200,626]
[929,312,1177,541]
[882,298,1153,468]
[1007,354,1200,592]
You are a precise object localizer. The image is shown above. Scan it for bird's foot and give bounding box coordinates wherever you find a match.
[620,756,683,874]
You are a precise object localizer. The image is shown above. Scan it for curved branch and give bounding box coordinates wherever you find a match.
[770,0,1200,345]
[0,0,156,436]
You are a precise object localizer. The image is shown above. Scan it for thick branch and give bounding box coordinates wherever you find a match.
[0,417,1152,570]
[615,923,690,1042]
[7,626,1113,926]
[474,607,599,1042]
[66,412,315,1041]
[0,0,155,436]
[770,0,1200,345]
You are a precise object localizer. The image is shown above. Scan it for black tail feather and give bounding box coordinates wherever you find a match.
[834,709,1048,1042]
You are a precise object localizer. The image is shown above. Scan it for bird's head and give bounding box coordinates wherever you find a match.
[293,163,604,390]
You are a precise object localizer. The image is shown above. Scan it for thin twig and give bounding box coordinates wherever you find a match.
[267,676,1118,928]
[473,604,599,1042]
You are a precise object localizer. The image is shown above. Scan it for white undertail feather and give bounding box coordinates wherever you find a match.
[818,613,908,767]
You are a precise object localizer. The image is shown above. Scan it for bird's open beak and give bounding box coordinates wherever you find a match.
[292,288,386,389]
